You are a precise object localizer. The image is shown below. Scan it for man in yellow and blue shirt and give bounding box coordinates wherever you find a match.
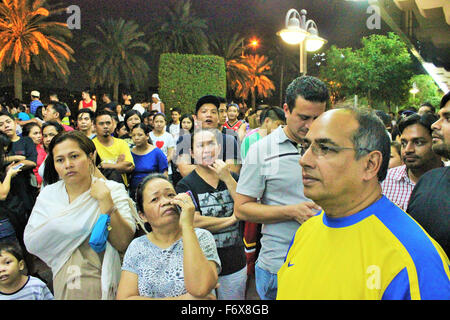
[277,107,450,300]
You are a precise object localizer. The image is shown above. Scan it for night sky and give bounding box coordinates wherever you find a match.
[50,0,391,90]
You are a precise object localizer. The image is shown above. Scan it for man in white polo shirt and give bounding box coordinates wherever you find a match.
[235,76,329,300]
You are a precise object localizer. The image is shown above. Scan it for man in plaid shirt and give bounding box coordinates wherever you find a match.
[381,113,444,211]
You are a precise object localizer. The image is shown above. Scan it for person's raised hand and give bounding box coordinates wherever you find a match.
[90,178,111,201]
[171,193,195,229]
[208,159,231,181]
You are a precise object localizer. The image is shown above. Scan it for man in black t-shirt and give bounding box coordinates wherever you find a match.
[407,92,450,256]
[101,93,118,113]
[174,95,241,178]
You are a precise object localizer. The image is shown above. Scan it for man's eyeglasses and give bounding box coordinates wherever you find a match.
[299,141,372,157]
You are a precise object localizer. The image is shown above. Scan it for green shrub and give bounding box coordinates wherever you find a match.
[158,53,226,115]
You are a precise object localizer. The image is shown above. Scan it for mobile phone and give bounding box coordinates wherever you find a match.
[13,163,24,170]
[174,191,198,214]
[186,190,198,210]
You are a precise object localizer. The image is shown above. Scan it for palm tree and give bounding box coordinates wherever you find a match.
[238,54,275,109]
[147,0,209,54]
[82,18,150,102]
[209,32,251,100]
[0,0,74,100]
[267,40,300,107]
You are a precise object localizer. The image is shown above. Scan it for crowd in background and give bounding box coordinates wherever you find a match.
[0,76,449,300]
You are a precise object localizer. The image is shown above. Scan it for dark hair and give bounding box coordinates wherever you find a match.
[115,121,127,137]
[420,102,435,113]
[398,113,439,136]
[375,110,391,128]
[131,123,152,144]
[44,131,97,185]
[227,103,240,111]
[285,76,330,112]
[131,123,151,135]
[11,98,22,108]
[391,125,400,142]
[42,121,64,135]
[135,173,171,213]
[345,107,391,182]
[22,122,41,138]
[77,108,95,121]
[102,92,112,100]
[142,111,151,119]
[171,107,181,114]
[217,96,227,104]
[48,102,66,121]
[0,111,15,121]
[82,88,91,95]
[179,113,194,134]
[260,106,286,124]
[153,113,166,122]
[0,241,24,262]
[440,91,450,109]
[124,110,143,131]
[94,109,114,124]
[0,132,11,178]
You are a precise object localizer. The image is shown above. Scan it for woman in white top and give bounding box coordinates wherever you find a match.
[151,94,165,114]
[24,131,138,300]
[150,113,175,178]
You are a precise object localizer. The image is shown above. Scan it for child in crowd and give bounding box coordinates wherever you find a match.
[0,242,53,300]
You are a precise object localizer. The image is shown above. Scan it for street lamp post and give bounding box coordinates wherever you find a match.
[277,9,327,75]
[410,82,419,100]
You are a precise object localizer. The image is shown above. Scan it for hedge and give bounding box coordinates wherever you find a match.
[158,53,226,115]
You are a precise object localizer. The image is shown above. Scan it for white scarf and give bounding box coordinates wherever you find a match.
[24,177,137,300]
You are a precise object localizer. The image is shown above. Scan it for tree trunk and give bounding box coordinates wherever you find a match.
[113,80,119,103]
[14,64,23,101]
[251,88,256,109]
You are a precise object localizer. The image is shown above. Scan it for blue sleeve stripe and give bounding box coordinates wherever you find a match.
[375,196,450,299]
[284,230,297,263]
[382,268,411,300]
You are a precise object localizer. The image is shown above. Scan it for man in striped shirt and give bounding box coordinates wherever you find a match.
[381,113,443,210]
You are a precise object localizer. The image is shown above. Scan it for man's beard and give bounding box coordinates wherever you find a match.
[432,143,450,160]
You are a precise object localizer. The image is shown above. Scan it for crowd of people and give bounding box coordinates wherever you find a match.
[0,76,449,300]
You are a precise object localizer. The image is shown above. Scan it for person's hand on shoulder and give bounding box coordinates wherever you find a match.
[288,201,322,224]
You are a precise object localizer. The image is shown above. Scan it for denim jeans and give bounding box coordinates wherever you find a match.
[0,218,18,244]
[255,262,278,300]
[217,266,248,300]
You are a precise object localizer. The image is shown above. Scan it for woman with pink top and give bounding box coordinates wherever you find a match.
[21,123,46,188]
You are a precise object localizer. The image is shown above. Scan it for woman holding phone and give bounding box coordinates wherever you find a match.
[117,173,220,300]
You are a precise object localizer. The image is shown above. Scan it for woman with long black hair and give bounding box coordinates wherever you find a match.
[0,133,23,244]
